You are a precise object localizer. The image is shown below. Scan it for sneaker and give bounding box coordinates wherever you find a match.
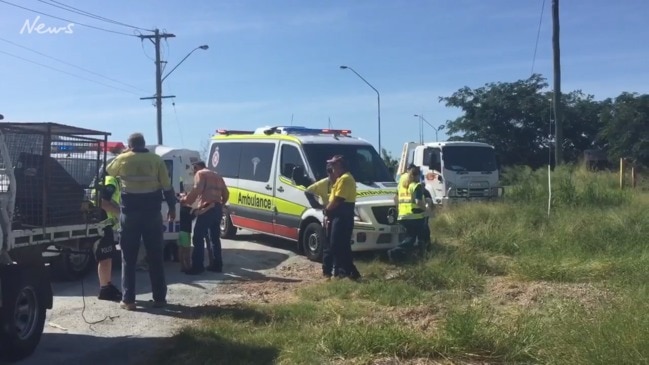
[120,301,136,311]
[98,284,122,302]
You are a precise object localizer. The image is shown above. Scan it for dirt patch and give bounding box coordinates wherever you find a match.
[487,276,612,312]
[210,256,322,305]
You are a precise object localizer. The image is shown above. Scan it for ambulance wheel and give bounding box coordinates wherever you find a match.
[302,222,324,262]
[220,208,237,239]
[0,266,48,362]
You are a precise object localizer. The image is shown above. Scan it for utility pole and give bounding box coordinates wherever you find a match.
[139,29,176,145]
[552,0,563,165]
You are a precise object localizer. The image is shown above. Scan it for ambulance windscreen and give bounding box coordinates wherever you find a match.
[303,144,395,184]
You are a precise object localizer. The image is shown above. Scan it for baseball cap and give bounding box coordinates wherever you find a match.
[326,155,345,164]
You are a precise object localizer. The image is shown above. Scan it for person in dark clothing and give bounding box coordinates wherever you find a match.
[106,133,176,310]
[323,155,360,280]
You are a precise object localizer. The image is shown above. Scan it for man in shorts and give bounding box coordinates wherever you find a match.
[91,175,123,302]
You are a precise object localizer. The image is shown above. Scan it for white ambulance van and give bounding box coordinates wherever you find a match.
[209,126,402,262]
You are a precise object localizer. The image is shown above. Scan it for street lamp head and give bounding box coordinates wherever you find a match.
[339,65,348,69]
[199,45,209,50]
[414,114,419,117]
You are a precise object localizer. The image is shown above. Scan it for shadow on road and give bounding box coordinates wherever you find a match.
[138,305,280,365]
[132,302,272,321]
[230,233,300,254]
[13,327,280,365]
[50,248,298,298]
[12,333,165,365]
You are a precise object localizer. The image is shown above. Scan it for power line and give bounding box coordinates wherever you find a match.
[36,0,153,32]
[0,36,148,93]
[171,97,185,147]
[531,0,547,75]
[0,48,140,96]
[0,0,136,37]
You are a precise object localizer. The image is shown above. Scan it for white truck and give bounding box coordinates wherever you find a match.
[47,144,200,279]
[396,141,504,204]
[0,121,111,361]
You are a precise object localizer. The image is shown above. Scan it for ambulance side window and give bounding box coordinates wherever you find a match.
[280,144,304,178]
[238,142,275,182]
[209,142,242,178]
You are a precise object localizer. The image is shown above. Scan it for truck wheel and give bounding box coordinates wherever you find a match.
[302,222,324,262]
[220,208,237,239]
[0,270,48,362]
[51,248,95,281]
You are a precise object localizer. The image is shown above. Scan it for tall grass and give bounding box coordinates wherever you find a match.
[150,165,649,365]
[502,164,632,207]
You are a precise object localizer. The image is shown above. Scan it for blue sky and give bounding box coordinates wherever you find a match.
[1,0,648,157]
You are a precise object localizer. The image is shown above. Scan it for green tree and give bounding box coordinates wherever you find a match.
[381,148,398,173]
[439,74,606,168]
[440,74,551,167]
[599,92,649,167]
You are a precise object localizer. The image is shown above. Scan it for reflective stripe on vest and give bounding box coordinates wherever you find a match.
[397,179,424,220]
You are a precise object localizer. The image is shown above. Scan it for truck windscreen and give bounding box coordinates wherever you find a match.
[442,146,497,172]
[303,144,395,184]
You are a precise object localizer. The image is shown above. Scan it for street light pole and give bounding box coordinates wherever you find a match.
[340,65,381,153]
[413,114,423,143]
[140,44,208,145]
[415,114,445,142]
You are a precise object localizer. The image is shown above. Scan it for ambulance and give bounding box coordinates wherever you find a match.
[48,142,200,279]
[209,126,402,262]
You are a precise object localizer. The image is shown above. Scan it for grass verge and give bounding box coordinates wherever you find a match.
[148,166,649,364]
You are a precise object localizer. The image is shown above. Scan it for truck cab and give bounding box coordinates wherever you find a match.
[397,141,504,204]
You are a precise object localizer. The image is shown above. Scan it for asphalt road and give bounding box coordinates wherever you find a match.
[13,231,301,365]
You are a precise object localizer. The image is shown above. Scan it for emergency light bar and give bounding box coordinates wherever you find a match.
[51,144,96,153]
[263,126,352,136]
[216,129,255,135]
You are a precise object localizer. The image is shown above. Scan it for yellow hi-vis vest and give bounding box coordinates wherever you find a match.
[397,175,425,220]
[91,176,121,229]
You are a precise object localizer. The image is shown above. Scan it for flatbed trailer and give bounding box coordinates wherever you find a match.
[0,122,110,362]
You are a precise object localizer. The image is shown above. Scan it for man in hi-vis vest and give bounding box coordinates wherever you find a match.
[388,164,427,262]
[91,174,122,302]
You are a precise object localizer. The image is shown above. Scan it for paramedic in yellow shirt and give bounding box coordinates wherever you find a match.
[323,155,361,280]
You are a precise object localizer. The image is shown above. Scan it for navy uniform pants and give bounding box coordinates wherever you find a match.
[324,203,359,278]
[389,217,426,261]
[120,210,167,304]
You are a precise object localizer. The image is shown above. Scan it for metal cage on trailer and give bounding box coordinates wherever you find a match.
[0,121,112,362]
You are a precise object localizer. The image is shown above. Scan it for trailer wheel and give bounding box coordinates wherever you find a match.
[51,247,95,281]
[0,271,47,362]
[302,222,324,262]
[220,208,237,239]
